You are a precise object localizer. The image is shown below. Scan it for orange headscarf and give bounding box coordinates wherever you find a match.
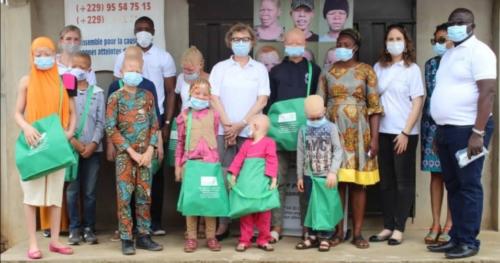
[25,37,70,128]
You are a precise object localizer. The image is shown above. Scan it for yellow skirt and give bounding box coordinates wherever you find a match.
[338,168,380,185]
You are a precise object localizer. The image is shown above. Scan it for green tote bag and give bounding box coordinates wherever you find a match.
[16,114,77,181]
[165,120,177,167]
[64,85,94,182]
[267,61,312,151]
[176,110,229,217]
[228,158,280,219]
[304,176,343,231]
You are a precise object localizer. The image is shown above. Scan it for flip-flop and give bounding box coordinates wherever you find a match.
[257,243,274,252]
[295,237,319,250]
[235,243,248,252]
[318,239,331,252]
[329,235,343,247]
[351,235,370,249]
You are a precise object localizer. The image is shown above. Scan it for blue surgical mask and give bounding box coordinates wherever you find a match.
[189,97,210,110]
[335,47,354,61]
[34,56,55,70]
[386,41,405,56]
[447,25,469,42]
[70,68,88,81]
[184,72,199,82]
[306,117,327,128]
[122,72,143,87]
[231,41,251,57]
[284,46,305,57]
[432,43,448,56]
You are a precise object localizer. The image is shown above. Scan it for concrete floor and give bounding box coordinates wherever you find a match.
[1,230,500,262]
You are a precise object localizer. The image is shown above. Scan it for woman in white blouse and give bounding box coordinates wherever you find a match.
[209,23,270,240]
[175,46,210,110]
[370,24,424,245]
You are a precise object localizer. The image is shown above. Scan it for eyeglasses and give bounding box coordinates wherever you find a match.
[430,37,447,45]
[308,116,324,121]
[231,37,252,43]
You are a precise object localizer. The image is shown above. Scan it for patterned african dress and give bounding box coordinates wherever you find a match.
[421,56,442,173]
[317,63,384,185]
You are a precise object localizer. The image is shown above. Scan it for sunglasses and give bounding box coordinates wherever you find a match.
[430,37,447,45]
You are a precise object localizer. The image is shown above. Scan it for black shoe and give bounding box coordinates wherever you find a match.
[83,227,98,244]
[136,234,163,251]
[445,244,478,259]
[369,234,390,242]
[68,229,81,245]
[427,241,456,253]
[121,239,136,255]
[216,229,230,241]
[387,238,403,246]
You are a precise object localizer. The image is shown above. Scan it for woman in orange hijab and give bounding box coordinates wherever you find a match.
[14,37,77,259]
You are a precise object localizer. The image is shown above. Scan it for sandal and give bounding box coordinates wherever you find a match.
[437,226,451,244]
[329,235,343,247]
[351,235,370,249]
[184,239,198,253]
[235,243,249,252]
[424,226,441,244]
[295,237,319,250]
[257,243,274,252]
[318,239,331,252]
[269,230,282,244]
[206,238,221,252]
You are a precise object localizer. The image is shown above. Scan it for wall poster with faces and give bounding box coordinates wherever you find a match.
[253,0,354,72]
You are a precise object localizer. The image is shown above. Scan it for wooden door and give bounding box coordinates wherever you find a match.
[188,0,253,72]
[354,0,417,215]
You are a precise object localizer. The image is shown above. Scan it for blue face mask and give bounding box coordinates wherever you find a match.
[306,117,327,128]
[231,41,251,56]
[34,56,55,70]
[184,72,199,82]
[335,47,354,61]
[432,43,448,56]
[447,25,469,42]
[284,46,305,57]
[122,72,143,87]
[189,97,210,110]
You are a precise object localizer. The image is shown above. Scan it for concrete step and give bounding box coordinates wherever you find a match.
[1,230,499,262]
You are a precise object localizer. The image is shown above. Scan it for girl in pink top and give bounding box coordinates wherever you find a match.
[228,114,278,252]
[174,79,221,252]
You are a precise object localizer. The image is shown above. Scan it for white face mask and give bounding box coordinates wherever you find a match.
[136,31,153,48]
[70,68,88,81]
[386,41,405,56]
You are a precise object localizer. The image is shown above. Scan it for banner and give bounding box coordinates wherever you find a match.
[64,0,165,71]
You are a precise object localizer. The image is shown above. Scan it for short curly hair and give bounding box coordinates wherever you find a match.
[224,23,256,48]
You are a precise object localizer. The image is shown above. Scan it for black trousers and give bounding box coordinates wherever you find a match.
[150,163,165,230]
[378,133,418,232]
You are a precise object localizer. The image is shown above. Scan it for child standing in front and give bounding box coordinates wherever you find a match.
[105,57,162,255]
[228,114,278,252]
[295,95,343,252]
[175,79,223,253]
[66,52,105,246]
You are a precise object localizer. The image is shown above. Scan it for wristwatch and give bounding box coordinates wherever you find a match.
[164,120,170,126]
[472,128,485,137]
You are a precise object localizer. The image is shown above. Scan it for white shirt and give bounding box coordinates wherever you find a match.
[431,36,497,126]
[56,54,97,86]
[209,57,270,137]
[319,34,336,42]
[374,61,424,135]
[113,44,177,114]
[175,73,190,110]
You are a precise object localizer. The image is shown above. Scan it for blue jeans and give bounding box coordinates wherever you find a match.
[436,117,494,249]
[67,152,101,231]
[304,176,333,239]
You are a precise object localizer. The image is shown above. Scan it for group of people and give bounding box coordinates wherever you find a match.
[14,5,496,261]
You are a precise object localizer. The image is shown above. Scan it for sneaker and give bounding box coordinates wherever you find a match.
[42,229,51,238]
[121,239,136,255]
[136,234,163,251]
[83,227,98,244]
[152,229,166,236]
[68,229,81,245]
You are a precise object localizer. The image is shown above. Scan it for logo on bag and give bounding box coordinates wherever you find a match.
[200,176,218,187]
[170,131,178,140]
[278,112,297,123]
[28,132,49,155]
